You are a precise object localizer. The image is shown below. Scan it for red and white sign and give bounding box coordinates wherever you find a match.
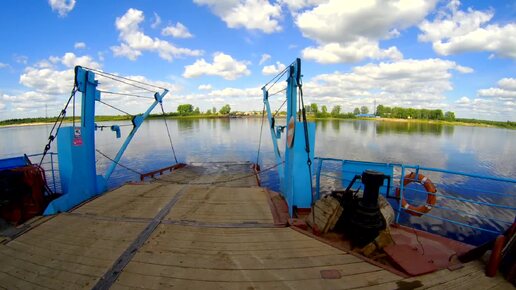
[73,127,83,146]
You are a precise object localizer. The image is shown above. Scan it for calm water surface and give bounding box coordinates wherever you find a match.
[1,118,514,245]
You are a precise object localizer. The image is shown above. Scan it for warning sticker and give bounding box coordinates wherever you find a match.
[73,127,83,146]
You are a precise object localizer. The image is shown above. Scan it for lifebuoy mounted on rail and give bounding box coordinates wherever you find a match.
[395,172,437,217]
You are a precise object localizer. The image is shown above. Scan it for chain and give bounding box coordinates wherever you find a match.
[39,85,77,166]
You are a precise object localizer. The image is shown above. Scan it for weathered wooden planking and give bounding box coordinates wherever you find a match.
[158,163,258,187]
[0,214,145,289]
[359,260,513,290]
[165,186,274,224]
[74,183,183,219]
[113,267,400,290]
[0,163,512,290]
[114,224,399,289]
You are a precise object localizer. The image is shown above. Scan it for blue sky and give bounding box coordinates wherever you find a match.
[0,0,515,121]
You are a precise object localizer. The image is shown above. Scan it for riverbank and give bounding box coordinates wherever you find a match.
[1,114,514,130]
[0,114,226,128]
[308,116,515,129]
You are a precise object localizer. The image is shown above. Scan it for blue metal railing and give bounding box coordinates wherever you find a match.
[313,157,516,239]
[27,152,60,194]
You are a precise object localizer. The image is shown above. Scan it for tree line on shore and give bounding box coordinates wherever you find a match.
[1,103,514,129]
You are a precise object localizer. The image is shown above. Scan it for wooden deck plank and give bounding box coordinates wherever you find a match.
[74,183,183,219]
[0,246,103,277]
[0,164,510,289]
[114,268,400,290]
[357,260,514,290]
[0,252,95,289]
[0,213,146,289]
[165,186,274,223]
[4,241,113,267]
[133,251,361,270]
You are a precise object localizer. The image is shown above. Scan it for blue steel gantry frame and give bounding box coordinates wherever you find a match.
[262,58,315,216]
[44,66,169,215]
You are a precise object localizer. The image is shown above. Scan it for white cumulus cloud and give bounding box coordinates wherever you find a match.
[478,78,516,100]
[183,52,250,80]
[151,12,162,29]
[162,22,194,38]
[48,0,75,17]
[194,0,282,33]
[294,0,436,63]
[302,38,403,64]
[74,42,86,49]
[418,1,516,59]
[5,53,182,119]
[198,84,213,90]
[259,53,271,65]
[111,8,202,61]
[301,58,472,112]
[262,61,286,75]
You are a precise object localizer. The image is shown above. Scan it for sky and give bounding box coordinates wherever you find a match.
[0,0,515,121]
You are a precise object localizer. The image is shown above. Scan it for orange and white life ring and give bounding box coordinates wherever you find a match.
[395,172,437,217]
[286,116,295,148]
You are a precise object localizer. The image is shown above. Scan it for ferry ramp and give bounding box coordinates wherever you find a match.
[0,163,511,289]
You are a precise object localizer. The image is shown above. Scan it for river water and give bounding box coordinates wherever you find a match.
[1,118,515,245]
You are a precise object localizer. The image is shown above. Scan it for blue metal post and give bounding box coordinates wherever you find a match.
[104,91,168,182]
[262,89,285,189]
[284,62,298,215]
[263,58,315,216]
[45,66,103,215]
[50,153,56,193]
[396,165,406,223]
[315,159,323,200]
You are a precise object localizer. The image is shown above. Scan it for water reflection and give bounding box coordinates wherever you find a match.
[374,121,454,135]
[331,120,340,132]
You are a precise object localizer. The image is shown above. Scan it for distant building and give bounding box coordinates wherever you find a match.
[355,113,376,118]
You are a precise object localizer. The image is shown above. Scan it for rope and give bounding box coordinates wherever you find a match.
[262,60,295,91]
[83,66,165,91]
[98,90,154,99]
[153,161,285,185]
[273,98,287,118]
[95,148,284,186]
[96,149,144,175]
[159,102,178,163]
[256,103,266,165]
[98,100,133,116]
[269,87,287,97]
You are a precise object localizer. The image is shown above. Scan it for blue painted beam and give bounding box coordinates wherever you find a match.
[104,90,168,182]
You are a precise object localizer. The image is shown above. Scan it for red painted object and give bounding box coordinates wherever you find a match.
[0,165,47,225]
[486,235,506,277]
[139,163,186,181]
[384,244,438,276]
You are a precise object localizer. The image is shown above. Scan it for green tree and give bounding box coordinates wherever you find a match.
[376,104,384,116]
[177,104,193,115]
[444,111,455,121]
[353,107,360,115]
[194,107,200,114]
[212,107,217,114]
[206,109,212,115]
[219,104,231,115]
[310,103,318,113]
[321,105,327,114]
[360,106,369,114]
[331,105,341,117]
[304,105,311,113]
